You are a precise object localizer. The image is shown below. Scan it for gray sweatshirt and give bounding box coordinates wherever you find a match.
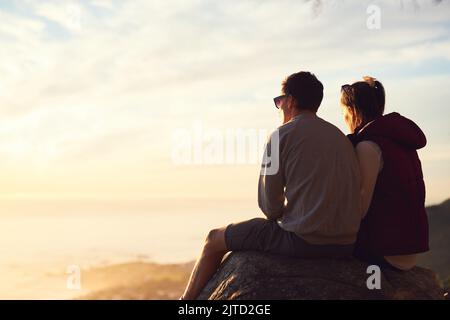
[258,113,361,245]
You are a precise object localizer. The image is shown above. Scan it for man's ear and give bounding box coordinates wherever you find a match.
[287,96,295,110]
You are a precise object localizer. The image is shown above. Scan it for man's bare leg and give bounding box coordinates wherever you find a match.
[181,226,228,300]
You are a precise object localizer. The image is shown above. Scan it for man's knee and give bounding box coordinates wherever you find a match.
[205,228,221,245]
[204,227,226,253]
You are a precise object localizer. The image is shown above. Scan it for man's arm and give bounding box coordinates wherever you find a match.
[258,130,285,220]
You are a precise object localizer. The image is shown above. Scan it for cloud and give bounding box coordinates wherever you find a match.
[1,1,448,119]
[32,0,85,33]
[0,0,448,201]
[90,0,114,10]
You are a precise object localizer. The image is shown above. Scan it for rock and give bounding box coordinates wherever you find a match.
[197,251,445,300]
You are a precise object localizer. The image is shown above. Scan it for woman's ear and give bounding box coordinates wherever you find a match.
[344,105,353,117]
[347,105,355,116]
[348,107,360,131]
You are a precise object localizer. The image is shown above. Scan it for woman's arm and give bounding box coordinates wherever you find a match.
[355,141,382,218]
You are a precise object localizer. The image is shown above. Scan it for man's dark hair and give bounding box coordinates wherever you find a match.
[282,71,324,112]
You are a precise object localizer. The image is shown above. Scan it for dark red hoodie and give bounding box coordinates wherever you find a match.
[348,112,429,259]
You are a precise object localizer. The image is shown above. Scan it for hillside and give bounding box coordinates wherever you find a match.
[76,261,194,300]
[78,199,450,300]
[418,199,450,283]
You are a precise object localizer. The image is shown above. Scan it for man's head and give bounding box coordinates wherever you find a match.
[276,71,323,123]
[282,71,324,111]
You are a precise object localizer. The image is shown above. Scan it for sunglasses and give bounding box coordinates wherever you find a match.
[341,84,352,94]
[273,94,287,109]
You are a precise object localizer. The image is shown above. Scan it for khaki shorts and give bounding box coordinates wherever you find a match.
[224,218,354,258]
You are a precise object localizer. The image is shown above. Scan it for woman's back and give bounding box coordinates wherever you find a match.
[349,112,429,264]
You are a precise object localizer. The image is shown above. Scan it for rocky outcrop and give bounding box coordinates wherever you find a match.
[198,251,445,300]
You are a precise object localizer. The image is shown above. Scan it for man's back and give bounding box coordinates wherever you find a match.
[258,113,361,245]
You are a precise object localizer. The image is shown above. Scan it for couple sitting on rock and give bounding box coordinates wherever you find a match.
[181,71,429,300]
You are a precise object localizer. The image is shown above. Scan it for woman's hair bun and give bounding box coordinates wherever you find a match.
[362,76,377,88]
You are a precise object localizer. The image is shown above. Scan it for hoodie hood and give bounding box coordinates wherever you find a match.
[358,112,427,150]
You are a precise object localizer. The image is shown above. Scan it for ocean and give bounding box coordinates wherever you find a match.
[0,197,257,299]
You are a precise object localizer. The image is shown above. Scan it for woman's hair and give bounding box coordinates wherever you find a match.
[341,77,385,128]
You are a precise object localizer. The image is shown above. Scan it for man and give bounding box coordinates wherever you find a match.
[181,71,361,300]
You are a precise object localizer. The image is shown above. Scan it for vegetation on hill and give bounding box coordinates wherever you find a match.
[417,199,450,284]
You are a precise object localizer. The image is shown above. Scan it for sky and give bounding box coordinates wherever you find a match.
[0,0,449,209]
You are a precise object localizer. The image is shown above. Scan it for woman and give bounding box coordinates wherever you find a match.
[340,76,429,270]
